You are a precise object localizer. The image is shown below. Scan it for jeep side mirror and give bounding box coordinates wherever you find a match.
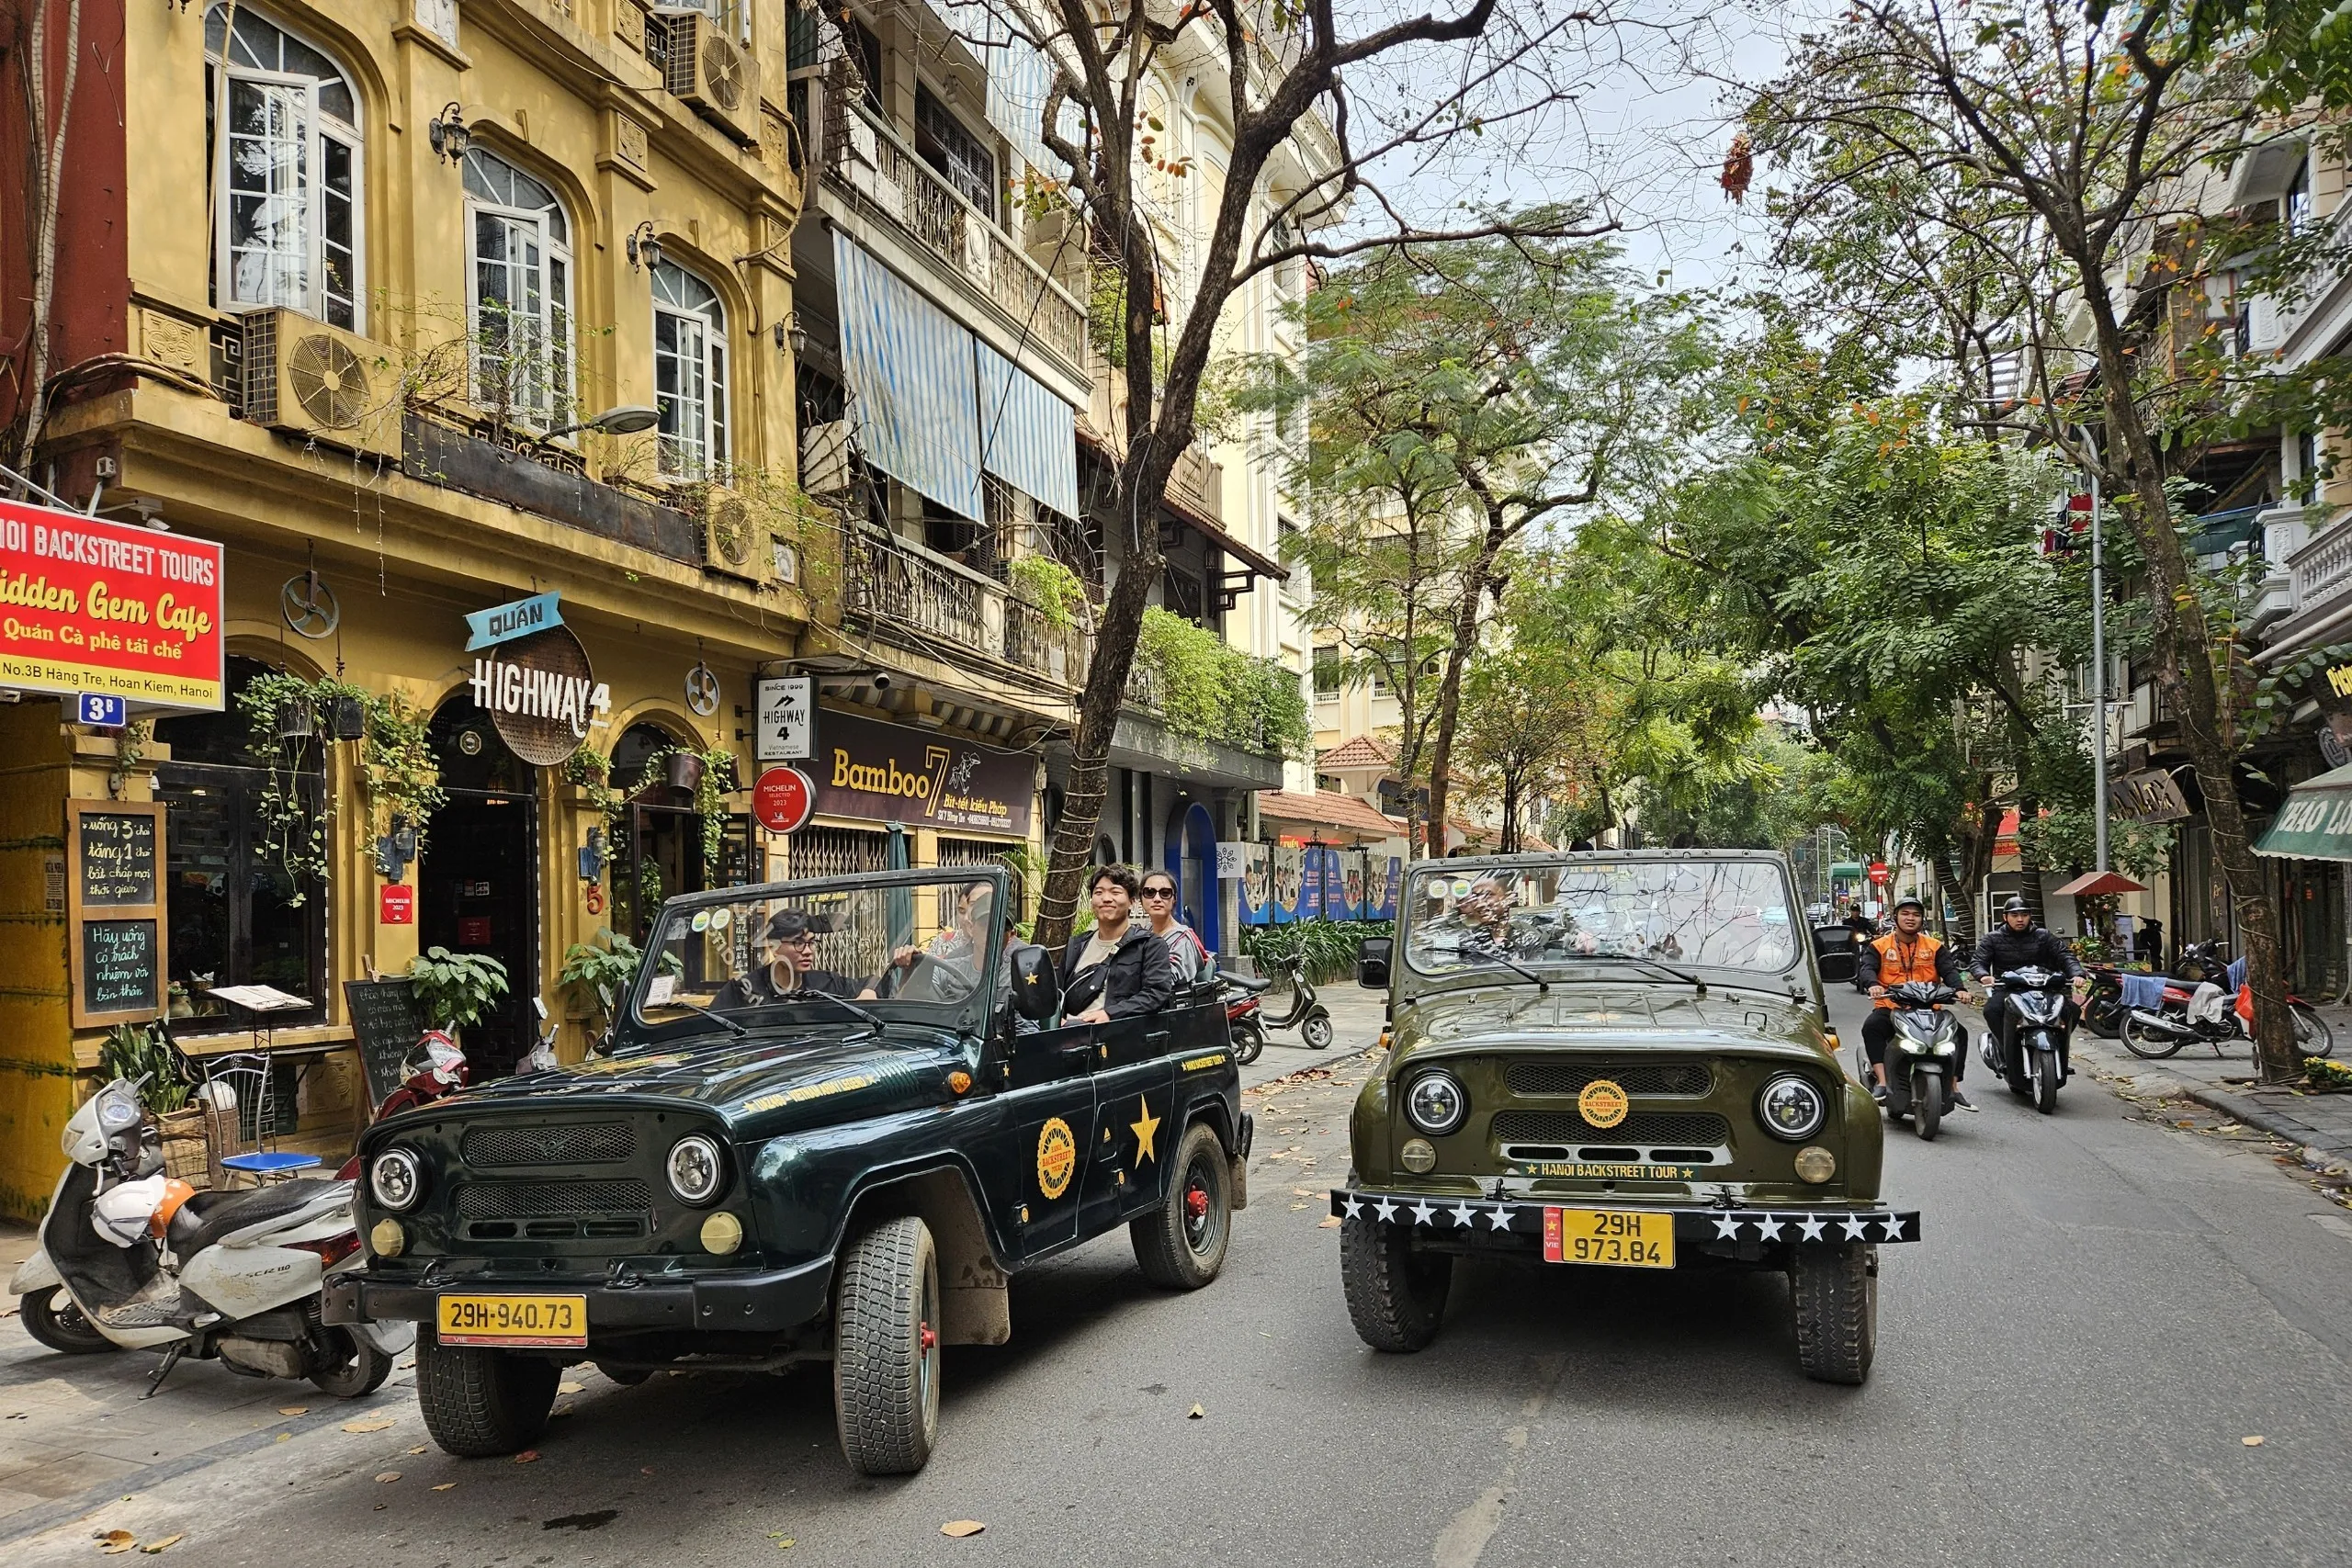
[1357,936,1393,988]
[1008,943,1063,1023]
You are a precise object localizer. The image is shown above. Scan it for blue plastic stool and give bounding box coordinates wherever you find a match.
[219,1150,322,1183]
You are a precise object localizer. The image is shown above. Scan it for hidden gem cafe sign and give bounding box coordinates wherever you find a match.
[0,499,225,711]
[464,592,608,766]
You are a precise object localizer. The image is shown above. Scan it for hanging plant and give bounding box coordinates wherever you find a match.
[358,691,446,857]
[1008,556,1090,631]
[564,745,627,830]
[237,673,345,903]
[649,742,739,870]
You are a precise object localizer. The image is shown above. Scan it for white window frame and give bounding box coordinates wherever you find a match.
[463,149,575,432]
[651,260,730,479]
[206,7,364,331]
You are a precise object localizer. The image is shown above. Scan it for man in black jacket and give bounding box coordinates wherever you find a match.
[1969,897,2086,1070]
[1059,865,1177,1023]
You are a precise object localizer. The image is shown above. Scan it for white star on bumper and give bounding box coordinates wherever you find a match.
[1411,1201,1437,1225]
[1486,1207,1515,1231]
[1374,1199,1398,1224]
[1713,1214,1744,1240]
[1879,1214,1907,1241]
[1453,1203,1477,1227]
[1342,1196,1364,1219]
[1840,1216,1871,1241]
[1756,1215,1786,1241]
[1798,1216,1827,1242]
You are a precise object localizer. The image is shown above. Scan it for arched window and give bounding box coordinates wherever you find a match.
[205,4,363,330]
[463,147,574,429]
[651,261,729,477]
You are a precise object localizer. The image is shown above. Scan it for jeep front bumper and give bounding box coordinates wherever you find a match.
[1329,1188,1920,1254]
[322,1256,834,1337]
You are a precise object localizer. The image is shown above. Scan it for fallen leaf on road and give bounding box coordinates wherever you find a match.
[139,1535,184,1554]
[407,1445,427,1455]
[375,1472,401,1483]
[342,1417,395,1434]
[552,1404,575,1416]
[276,1406,308,1416]
[1317,1216,1342,1228]
[559,1381,584,1393]
[514,1450,541,1463]
[397,1359,415,1370]
[941,1520,987,1537]
[1188,1404,1204,1419]
[98,1529,138,1553]
[273,1434,290,1443]
[433,1483,457,1492]
[1292,1188,1311,1196]
[2244,1436,2265,1446]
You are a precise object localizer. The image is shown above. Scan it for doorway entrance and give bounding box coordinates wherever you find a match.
[420,696,541,1077]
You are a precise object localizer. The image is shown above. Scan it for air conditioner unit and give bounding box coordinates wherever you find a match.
[654,7,762,147]
[799,420,853,498]
[703,484,772,584]
[240,310,401,463]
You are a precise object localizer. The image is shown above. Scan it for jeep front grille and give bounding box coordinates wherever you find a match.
[1504,1061,1713,1098]
[454,1179,651,1222]
[1489,1110,1730,1146]
[461,1122,638,1168]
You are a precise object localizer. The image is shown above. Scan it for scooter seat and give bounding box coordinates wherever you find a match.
[168,1178,343,1258]
[1223,974,1273,996]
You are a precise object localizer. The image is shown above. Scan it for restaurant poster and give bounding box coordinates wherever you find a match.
[812,708,1034,836]
[0,500,225,710]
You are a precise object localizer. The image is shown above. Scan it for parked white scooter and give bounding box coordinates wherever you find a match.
[7,1077,412,1397]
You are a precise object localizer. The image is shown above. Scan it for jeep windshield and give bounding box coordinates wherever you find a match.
[627,870,1005,1041]
[1404,856,1801,981]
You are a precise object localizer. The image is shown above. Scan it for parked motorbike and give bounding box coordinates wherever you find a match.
[2119,979,2334,1061]
[1983,966,2075,1114]
[1261,951,1335,1050]
[1221,974,1272,1066]
[336,1031,469,1179]
[1876,981,1963,1141]
[9,1077,411,1396]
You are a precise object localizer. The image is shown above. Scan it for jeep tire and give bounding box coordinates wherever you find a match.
[415,1330,560,1456]
[1132,1122,1232,1289]
[1340,1212,1452,1352]
[1790,1244,1876,1385]
[833,1214,942,1476]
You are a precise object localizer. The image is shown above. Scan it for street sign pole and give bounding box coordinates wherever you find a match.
[2089,457,2110,875]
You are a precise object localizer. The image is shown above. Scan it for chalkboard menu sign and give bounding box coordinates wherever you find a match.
[82,919,160,1015]
[77,809,157,906]
[67,801,166,1028]
[345,978,430,1110]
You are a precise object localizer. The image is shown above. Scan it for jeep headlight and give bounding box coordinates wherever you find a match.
[1404,1071,1467,1135]
[666,1134,726,1205]
[370,1147,425,1212]
[1757,1075,1828,1142]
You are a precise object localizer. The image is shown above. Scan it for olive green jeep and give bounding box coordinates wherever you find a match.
[1332,851,1917,1383]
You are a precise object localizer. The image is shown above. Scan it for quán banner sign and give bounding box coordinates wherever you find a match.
[0,499,225,711]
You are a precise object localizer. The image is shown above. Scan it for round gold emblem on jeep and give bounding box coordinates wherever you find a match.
[1578,1079,1630,1129]
[1036,1117,1078,1200]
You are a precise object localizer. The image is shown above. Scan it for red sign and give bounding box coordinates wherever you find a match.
[457,916,492,945]
[1869,862,1891,883]
[0,499,225,710]
[752,766,816,834]
[378,884,415,925]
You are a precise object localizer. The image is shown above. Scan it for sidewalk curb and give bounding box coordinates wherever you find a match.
[2079,1038,2352,1166]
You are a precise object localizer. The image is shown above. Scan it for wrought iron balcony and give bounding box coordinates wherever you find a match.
[841,527,1088,690]
[821,73,1088,370]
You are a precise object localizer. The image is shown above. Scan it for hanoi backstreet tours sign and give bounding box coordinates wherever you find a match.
[0,499,225,711]
[814,710,1033,836]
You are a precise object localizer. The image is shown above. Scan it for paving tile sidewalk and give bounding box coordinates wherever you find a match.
[2074,1017,2352,1169]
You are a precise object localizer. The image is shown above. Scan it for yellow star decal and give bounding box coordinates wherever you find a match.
[1130,1097,1162,1165]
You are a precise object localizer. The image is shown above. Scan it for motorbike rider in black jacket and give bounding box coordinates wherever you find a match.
[1969,897,2086,1075]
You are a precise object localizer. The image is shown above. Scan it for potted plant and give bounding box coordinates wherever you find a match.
[407,946,512,1044]
[98,1022,206,1180]
[275,694,313,739]
[666,750,707,795]
[329,694,368,741]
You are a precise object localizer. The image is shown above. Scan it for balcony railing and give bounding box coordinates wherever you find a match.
[2290,509,2352,620]
[842,527,1087,689]
[823,73,1089,369]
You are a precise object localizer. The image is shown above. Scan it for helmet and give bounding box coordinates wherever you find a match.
[2000,897,2031,916]
[1892,894,1926,913]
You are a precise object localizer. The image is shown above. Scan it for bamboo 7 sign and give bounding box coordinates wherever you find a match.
[0,499,225,711]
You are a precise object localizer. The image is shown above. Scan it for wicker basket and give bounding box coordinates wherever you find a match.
[155,1107,212,1187]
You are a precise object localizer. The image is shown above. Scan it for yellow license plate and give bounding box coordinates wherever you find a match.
[436,1293,588,1348]
[1543,1207,1675,1269]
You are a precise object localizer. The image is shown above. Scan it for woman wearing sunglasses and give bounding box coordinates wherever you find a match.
[1140,873,1210,986]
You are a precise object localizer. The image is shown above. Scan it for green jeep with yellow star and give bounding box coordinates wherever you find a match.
[1334,851,1917,1382]
[328,867,1248,1474]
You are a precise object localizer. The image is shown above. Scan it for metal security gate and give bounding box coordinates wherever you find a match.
[787,826,889,879]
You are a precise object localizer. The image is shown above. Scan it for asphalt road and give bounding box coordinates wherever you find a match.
[9,980,2352,1568]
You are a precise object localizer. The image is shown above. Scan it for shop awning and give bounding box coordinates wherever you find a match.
[1829,862,1864,880]
[2255,763,2352,861]
[2052,870,2148,898]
